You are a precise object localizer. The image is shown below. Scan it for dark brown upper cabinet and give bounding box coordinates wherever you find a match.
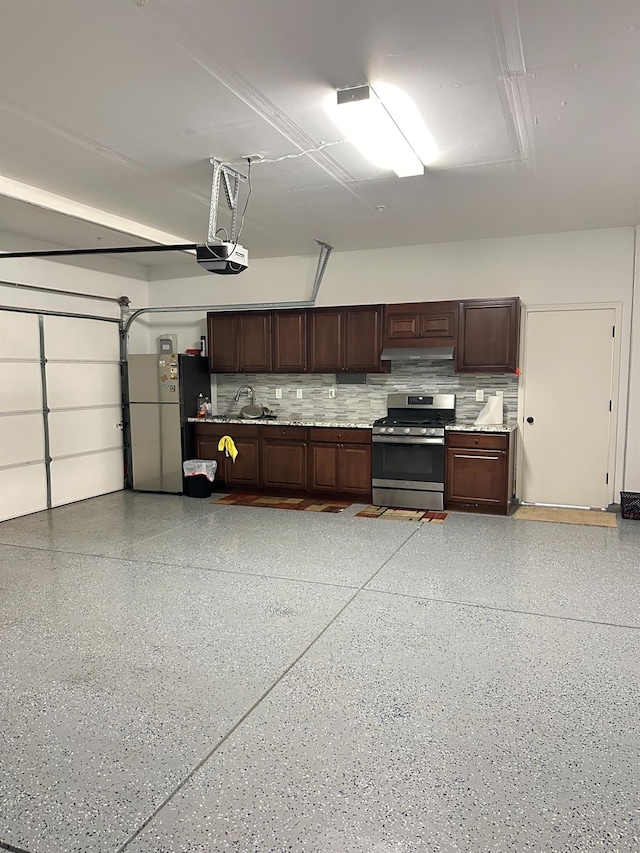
[207,311,272,373]
[308,308,343,372]
[207,313,238,373]
[309,305,385,373]
[344,305,385,372]
[455,298,520,374]
[237,312,273,372]
[273,309,307,373]
[383,301,457,348]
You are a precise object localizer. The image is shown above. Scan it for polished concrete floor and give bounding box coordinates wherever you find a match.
[0,491,638,853]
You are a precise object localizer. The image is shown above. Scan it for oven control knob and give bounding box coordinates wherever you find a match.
[429,428,436,436]
[403,428,411,434]
[387,428,394,433]
[379,427,386,433]
[420,428,428,435]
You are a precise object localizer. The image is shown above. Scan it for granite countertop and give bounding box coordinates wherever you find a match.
[188,417,372,429]
[189,417,517,432]
[446,422,517,433]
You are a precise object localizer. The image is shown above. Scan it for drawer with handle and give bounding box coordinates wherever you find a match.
[309,427,371,445]
[259,425,307,441]
[195,422,259,439]
[446,432,508,451]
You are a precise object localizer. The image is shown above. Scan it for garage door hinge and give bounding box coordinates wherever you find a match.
[606,473,609,484]
[609,400,612,411]
[612,325,615,337]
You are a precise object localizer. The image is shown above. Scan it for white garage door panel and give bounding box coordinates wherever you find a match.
[0,363,43,412]
[49,408,123,457]
[51,450,123,507]
[0,464,47,521]
[0,414,45,467]
[46,363,121,409]
[0,312,41,359]
[2,311,124,520]
[44,316,120,361]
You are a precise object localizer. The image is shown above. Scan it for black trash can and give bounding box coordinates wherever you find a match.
[183,460,217,498]
[183,474,213,498]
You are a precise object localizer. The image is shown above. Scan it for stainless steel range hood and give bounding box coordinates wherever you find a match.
[380,346,455,362]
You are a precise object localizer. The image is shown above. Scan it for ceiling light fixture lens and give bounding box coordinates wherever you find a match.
[327,83,438,177]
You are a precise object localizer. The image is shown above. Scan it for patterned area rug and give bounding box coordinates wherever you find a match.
[355,506,448,523]
[514,505,617,528]
[210,494,351,513]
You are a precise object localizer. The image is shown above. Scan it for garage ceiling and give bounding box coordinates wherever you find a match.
[0,0,638,265]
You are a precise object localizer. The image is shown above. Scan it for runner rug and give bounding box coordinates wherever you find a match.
[210,494,351,513]
[355,506,448,523]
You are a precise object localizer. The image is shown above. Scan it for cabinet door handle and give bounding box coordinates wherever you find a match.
[455,454,499,460]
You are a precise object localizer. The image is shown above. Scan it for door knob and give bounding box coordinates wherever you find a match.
[526,416,534,424]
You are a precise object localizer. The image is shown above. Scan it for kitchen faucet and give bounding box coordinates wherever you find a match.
[233,385,255,403]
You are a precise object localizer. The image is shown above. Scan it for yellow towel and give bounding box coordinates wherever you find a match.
[217,435,238,462]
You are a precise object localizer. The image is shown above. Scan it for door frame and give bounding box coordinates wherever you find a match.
[516,301,622,509]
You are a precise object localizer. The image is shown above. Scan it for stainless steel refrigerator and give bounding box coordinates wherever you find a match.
[128,353,210,493]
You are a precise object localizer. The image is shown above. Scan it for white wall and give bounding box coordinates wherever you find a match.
[0,250,151,352]
[145,227,638,496]
[144,253,321,353]
[2,229,636,492]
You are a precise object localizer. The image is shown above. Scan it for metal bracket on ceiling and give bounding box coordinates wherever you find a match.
[312,239,333,301]
[207,157,248,244]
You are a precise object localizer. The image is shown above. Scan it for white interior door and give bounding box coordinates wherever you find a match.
[521,307,616,508]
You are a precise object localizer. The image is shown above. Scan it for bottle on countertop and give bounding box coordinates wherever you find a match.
[200,335,207,357]
[197,393,206,418]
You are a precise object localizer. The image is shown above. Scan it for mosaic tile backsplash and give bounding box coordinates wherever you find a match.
[215,361,519,425]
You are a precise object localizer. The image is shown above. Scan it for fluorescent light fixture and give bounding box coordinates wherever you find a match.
[326,82,439,177]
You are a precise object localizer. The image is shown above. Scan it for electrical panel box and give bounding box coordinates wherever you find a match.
[158,334,178,355]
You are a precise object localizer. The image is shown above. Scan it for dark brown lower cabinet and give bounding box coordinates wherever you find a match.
[261,440,307,491]
[445,431,515,515]
[260,425,308,491]
[193,422,371,499]
[308,428,372,497]
[340,445,371,495]
[194,424,230,487]
[225,437,260,487]
[309,443,339,492]
[194,422,261,489]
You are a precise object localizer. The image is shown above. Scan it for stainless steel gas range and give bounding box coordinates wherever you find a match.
[372,393,456,511]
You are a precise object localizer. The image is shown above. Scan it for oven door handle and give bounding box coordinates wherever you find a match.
[372,436,445,445]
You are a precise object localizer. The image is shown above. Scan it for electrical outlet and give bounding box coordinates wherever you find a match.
[495,390,504,398]
[329,388,336,399]
[476,389,485,402]
[275,388,282,399]
[296,389,303,399]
